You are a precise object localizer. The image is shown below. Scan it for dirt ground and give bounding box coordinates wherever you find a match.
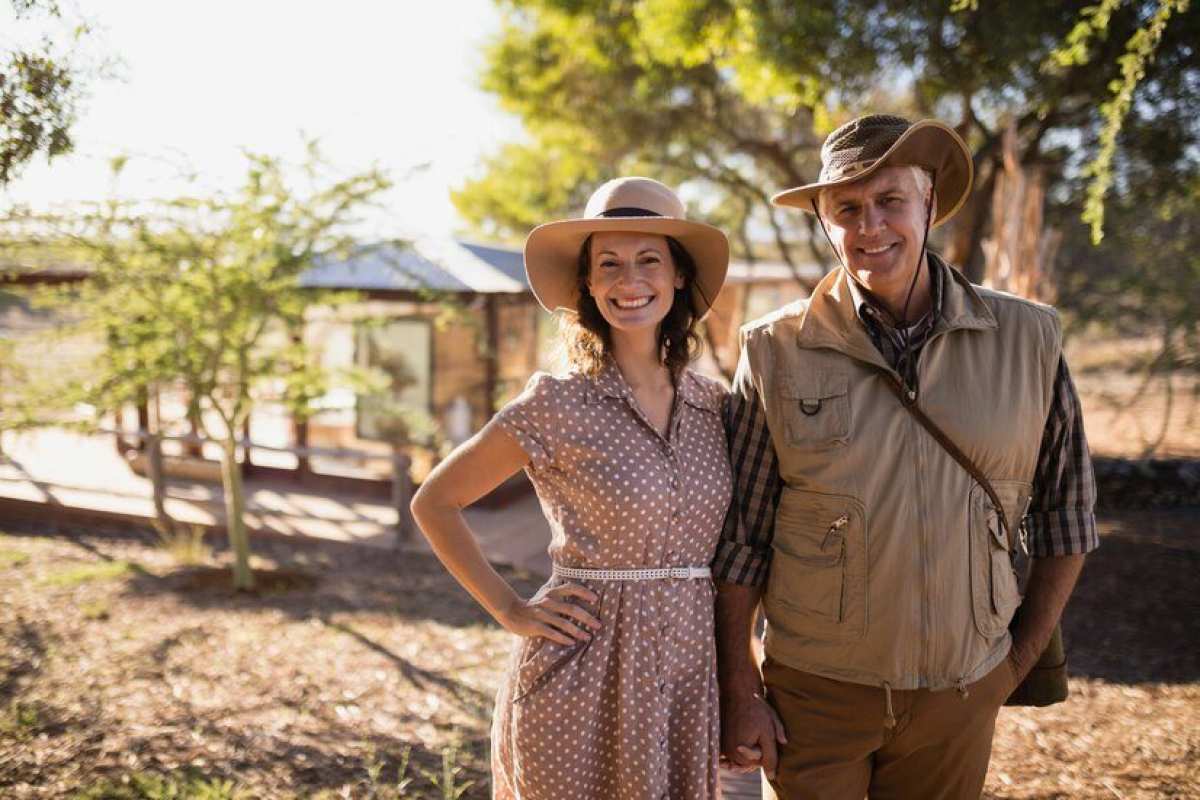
[1,511,1197,799]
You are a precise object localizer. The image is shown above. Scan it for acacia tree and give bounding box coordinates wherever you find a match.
[1,0,94,186]
[5,152,391,589]
[456,0,1198,280]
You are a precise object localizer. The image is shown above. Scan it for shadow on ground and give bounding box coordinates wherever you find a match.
[3,516,546,631]
[1063,509,1200,685]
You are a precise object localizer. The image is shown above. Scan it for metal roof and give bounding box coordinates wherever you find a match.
[300,239,822,295]
[299,239,528,294]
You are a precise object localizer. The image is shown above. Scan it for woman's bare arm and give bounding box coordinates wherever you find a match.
[410,419,600,644]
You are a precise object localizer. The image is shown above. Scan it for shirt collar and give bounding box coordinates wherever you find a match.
[584,358,630,404]
[844,252,946,332]
[583,357,720,414]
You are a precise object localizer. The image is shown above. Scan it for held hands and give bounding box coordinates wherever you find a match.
[499,583,601,645]
[720,690,788,780]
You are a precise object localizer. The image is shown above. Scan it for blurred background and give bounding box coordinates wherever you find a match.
[0,1,1196,798]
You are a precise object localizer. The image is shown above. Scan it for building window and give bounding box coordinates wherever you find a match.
[354,318,432,441]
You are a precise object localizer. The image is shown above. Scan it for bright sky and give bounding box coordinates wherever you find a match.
[1,0,521,239]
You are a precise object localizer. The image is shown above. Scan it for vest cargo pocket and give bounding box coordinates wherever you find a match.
[776,369,851,449]
[766,489,867,641]
[969,483,1026,639]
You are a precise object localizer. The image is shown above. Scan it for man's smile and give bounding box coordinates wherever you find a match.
[858,242,899,256]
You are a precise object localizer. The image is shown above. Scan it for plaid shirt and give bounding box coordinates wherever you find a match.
[714,259,1099,587]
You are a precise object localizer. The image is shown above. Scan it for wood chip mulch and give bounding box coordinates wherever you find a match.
[0,510,1196,798]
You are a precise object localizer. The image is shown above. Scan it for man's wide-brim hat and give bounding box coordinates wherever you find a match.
[524,177,729,317]
[772,115,974,228]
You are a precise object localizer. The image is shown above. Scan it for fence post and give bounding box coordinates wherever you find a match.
[391,449,414,545]
[145,431,173,534]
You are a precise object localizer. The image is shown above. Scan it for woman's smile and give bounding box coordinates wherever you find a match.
[611,294,655,310]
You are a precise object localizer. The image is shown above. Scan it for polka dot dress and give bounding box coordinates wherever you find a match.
[490,360,733,800]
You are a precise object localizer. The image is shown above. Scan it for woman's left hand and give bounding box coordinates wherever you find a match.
[498,583,601,645]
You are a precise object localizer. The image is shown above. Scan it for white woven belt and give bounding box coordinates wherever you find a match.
[552,565,712,581]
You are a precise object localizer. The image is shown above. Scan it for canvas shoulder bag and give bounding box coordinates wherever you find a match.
[881,375,1069,707]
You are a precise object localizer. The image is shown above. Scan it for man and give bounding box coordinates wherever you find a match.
[713,114,1098,799]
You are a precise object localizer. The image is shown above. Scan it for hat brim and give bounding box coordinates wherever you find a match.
[771,120,974,228]
[524,217,730,318]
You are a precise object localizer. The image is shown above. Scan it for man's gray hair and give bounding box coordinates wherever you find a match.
[909,166,933,199]
[816,165,934,217]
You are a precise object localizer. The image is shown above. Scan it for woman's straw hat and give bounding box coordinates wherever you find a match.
[524,177,729,317]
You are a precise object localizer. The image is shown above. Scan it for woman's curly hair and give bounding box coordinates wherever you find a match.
[561,235,705,378]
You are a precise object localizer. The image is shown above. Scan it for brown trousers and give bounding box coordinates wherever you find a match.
[762,656,1017,800]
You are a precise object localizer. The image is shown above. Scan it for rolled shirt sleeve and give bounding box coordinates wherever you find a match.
[713,348,782,586]
[493,372,556,472]
[1024,356,1100,557]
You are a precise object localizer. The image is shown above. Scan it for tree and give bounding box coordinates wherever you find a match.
[1051,169,1200,454]
[456,0,1198,283]
[3,150,392,589]
[1,0,91,186]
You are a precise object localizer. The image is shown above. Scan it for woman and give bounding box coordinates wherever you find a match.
[410,176,732,799]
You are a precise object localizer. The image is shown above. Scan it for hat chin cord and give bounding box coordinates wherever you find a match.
[810,171,937,393]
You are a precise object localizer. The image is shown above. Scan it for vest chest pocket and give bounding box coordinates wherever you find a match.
[777,370,851,448]
[969,483,1027,639]
[765,489,868,641]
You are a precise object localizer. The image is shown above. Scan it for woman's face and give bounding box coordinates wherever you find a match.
[586,231,683,335]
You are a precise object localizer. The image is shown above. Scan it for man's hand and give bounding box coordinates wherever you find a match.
[1009,553,1086,685]
[721,690,788,778]
[715,581,787,776]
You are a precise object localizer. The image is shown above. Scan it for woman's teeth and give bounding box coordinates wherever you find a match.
[862,243,895,255]
[613,296,653,309]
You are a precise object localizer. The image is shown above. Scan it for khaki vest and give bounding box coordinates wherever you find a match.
[742,260,1061,690]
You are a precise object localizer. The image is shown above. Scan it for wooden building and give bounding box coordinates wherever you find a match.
[3,240,822,485]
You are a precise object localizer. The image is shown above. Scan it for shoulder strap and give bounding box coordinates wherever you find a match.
[880,375,1014,550]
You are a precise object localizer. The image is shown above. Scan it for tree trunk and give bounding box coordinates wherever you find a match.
[391,447,414,545]
[980,124,1058,302]
[136,391,150,453]
[220,437,255,590]
[241,416,254,477]
[293,416,311,480]
[186,399,204,458]
[145,431,174,536]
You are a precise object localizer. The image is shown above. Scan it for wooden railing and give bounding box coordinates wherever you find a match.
[103,426,415,542]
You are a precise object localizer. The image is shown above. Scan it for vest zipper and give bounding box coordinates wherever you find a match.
[911,351,933,682]
[826,514,850,622]
[823,514,849,549]
[913,419,933,681]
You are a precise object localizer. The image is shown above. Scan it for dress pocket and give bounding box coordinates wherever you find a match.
[777,370,851,449]
[765,488,868,641]
[969,482,1028,638]
[511,636,588,703]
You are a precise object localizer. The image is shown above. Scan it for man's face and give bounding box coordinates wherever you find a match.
[819,166,933,296]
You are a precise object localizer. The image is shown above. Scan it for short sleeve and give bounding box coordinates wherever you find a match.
[494,372,557,472]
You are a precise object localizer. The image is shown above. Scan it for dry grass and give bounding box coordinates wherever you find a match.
[0,512,1196,799]
[0,525,542,799]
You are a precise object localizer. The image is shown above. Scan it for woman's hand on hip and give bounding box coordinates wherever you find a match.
[499,583,601,645]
